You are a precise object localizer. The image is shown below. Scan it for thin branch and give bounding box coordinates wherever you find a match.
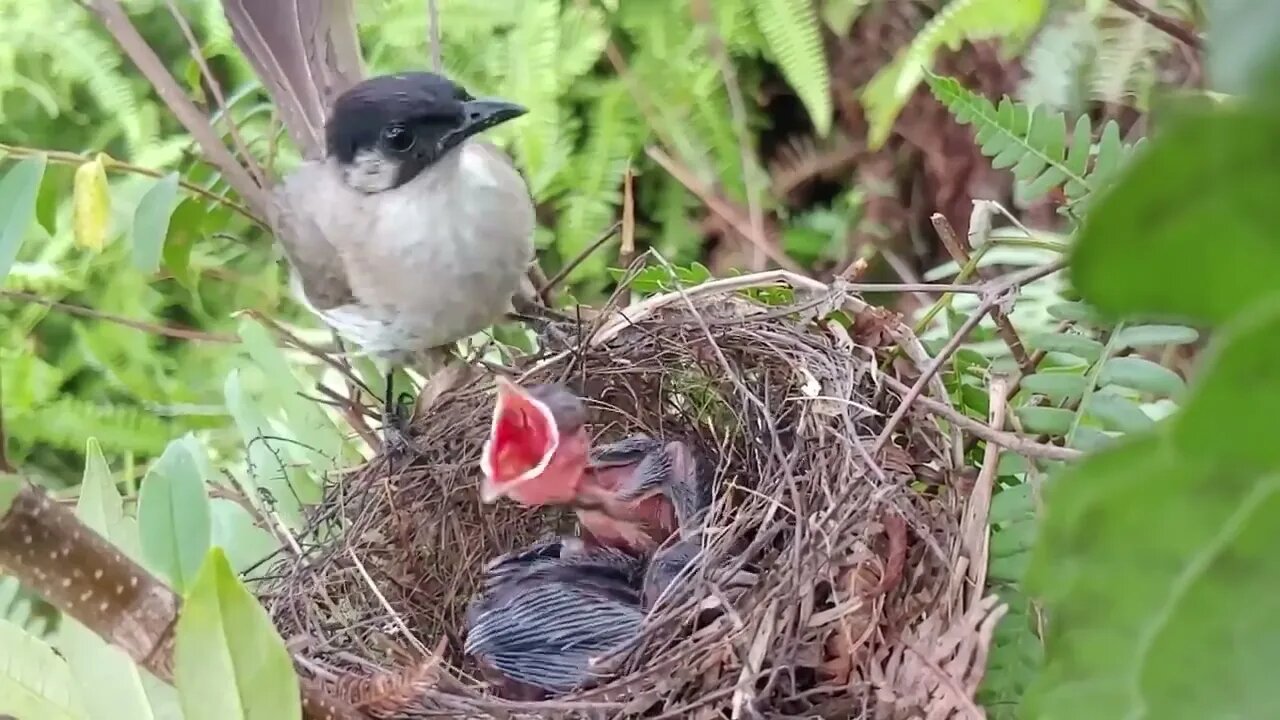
[538,222,622,296]
[692,0,768,272]
[1112,0,1202,51]
[2,289,239,343]
[963,375,1009,609]
[932,213,1034,374]
[163,0,268,189]
[646,146,804,273]
[877,374,1081,462]
[0,481,364,720]
[85,0,268,218]
[872,260,1068,454]
[0,143,266,229]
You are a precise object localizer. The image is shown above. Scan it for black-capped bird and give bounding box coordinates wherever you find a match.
[221,4,542,447]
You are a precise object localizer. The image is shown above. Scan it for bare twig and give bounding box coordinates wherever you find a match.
[85,0,268,217]
[620,166,637,269]
[0,481,364,720]
[538,222,622,296]
[2,289,238,343]
[0,143,265,228]
[646,146,804,274]
[932,213,1034,374]
[872,260,1068,454]
[1112,0,1202,51]
[346,547,436,659]
[163,0,268,189]
[877,374,1081,462]
[962,375,1009,609]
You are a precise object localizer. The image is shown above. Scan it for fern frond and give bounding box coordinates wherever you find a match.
[924,73,1144,209]
[14,398,172,455]
[861,0,1047,149]
[1018,9,1093,111]
[750,0,832,136]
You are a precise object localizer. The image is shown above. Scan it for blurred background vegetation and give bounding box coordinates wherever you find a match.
[0,0,1199,485]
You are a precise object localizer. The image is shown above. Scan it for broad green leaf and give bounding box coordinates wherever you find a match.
[0,575,57,637]
[222,370,304,530]
[72,155,111,251]
[56,621,154,720]
[1098,357,1185,397]
[1083,393,1154,433]
[990,483,1034,525]
[1072,107,1280,323]
[131,173,180,274]
[1112,325,1200,349]
[1015,407,1074,436]
[208,499,279,579]
[142,673,186,720]
[0,617,86,719]
[0,154,48,283]
[175,548,301,720]
[1025,331,1104,362]
[1174,301,1280,469]
[1027,434,1280,720]
[77,439,141,560]
[138,439,212,592]
[1019,372,1088,401]
[1045,301,1101,326]
[236,317,346,471]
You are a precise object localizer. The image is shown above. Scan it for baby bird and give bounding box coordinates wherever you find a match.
[464,536,646,699]
[478,378,711,553]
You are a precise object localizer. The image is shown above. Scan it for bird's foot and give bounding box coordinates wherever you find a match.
[380,392,415,457]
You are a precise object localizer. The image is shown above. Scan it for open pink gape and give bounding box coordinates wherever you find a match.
[479,378,588,506]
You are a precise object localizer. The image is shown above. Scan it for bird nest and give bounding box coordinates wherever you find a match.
[255,270,1004,719]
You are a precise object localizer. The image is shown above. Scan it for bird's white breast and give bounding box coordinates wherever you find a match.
[301,143,536,361]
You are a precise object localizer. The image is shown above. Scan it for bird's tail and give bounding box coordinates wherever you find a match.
[220,0,366,160]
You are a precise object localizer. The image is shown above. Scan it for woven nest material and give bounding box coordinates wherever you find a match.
[255,270,1003,719]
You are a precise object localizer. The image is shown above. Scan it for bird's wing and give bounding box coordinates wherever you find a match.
[465,581,644,693]
[588,436,662,469]
[269,162,356,310]
[221,0,364,159]
[643,539,700,608]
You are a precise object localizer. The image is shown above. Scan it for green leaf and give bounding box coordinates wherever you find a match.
[1072,106,1280,324]
[1015,407,1075,436]
[175,548,301,720]
[1046,301,1102,326]
[1097,357,1185,397]
[56,621,154,720]
[208,499,279,579]
[131,173,180,275]
[77,439,140,560]
[1206,0,1280,98]
[1083,392,1155,433]
[751,0,832,135]
[1112,325,1200,349]
[138,438,212,592]
[222,370,304,531]
[0,618,86,719]
[1020,372,1088,401]
[236,317,346,472]
[1027,433,1280,720]
[0,154,49,283]
[991,482,1034,525]
[1025,331,1104,362]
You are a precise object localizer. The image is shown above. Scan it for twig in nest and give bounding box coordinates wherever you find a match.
[877,374,1080,462]
[0,481,363,720]
[1112,0,1202,51]
[646,146,805,274]
[345,547,438,659]
[2,289,238,343]
[932,213,1034,375]
[960,375,1009,609]
[872,259,1067,454]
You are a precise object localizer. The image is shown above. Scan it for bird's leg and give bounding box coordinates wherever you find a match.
[381,367,413,456]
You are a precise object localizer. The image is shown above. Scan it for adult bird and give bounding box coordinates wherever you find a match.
[478,378,713,553]
[221,4,542,447]
[465,535,647,699]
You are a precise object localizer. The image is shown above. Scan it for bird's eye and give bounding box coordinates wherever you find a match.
[380,124,415,152]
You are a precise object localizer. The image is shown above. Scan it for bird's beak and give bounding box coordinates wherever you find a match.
[443,98,528,152]
[479,377,560,503]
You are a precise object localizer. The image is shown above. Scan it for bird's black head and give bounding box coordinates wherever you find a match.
[324,72,526,193]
